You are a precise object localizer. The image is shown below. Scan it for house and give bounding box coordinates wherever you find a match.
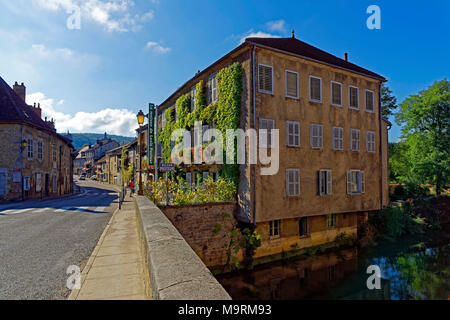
[74,145,89,175]
[105,145,123,186]
[155,34,390,259]
[0,77,74,201]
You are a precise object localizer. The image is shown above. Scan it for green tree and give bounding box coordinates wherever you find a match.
[388,142,410,183]
[395,79,450,194]
[381,83,398,117]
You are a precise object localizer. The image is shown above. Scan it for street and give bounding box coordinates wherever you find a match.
[0,179,120,300]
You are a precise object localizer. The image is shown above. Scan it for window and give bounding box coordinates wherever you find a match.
[52,175,57,193]
[349,86,359,110]
[269,220,280,237]
[332,127,344,150]
[162,112,167,128]
[319,170,332,195]
[365,90,374,112]
[286,169,300,197]
[37,141,43,160]
[202,125,210,143]
[347,170,365,195]
[327,214,337,227]
[186,172,192,187]
[350,129,360,152]
[258,64,273,94]
[259,118,275,148]
[331,81,342,106]
[299,217,308,237]
[27,138,34,159]
[286,121,300,147]
[310,124,323,149]
[309,76,322,102]
[208,74,218,104]
[367,131,376,153]
[285,70,299,98]
[203,171,210,182]
[190,86,197,112]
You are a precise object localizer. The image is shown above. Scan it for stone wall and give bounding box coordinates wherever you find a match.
[162,202,240,268]
[135,196,231,300]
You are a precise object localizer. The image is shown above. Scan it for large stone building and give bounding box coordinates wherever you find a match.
[0,77,74,201]
[156,34,390,259]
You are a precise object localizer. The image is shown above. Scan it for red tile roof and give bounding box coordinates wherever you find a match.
[0,76,73,147]
[245,37,385,81]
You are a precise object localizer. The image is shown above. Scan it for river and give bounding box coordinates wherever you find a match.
[216,231,449,300]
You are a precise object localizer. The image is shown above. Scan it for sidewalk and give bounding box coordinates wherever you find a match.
[69,194,150,300]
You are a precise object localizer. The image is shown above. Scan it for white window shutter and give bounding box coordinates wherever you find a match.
[327,170,332,195]
[361,171,365,193]
[318,171,323,195]
[286,170,289,196]
[347,171,351,194]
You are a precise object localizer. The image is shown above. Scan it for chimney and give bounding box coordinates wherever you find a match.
[344,53,348,62]
[13,82,26,102]
[292,29,295,38]
[32,102,42,119]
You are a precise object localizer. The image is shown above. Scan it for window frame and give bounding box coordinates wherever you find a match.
[349,86,359,110]
[365,89,375,113]
[285,70,299,99]
[327,214,337,228]
[286,168,300,197]
[299,217,309,238]
[347,170,366,195]
[190,86,197,112]
[286,120,300,147]
[309,75,322,103]
[350,128,361,152]
[330,81,343,107]
[366,130,376,153]
[319,169,333,196]
[269,219,281,238]
[258,64,274,94]
[37,140,43,160]
[332,127,344,151]
[27,137,34,159]
[310,123,323,149]
[208,73,218,104]
[259,117,275,148]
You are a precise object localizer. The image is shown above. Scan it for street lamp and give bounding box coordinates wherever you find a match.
[137,110,145,126]
[21,139,27,151]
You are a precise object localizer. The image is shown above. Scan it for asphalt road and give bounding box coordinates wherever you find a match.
[0,179,120,300]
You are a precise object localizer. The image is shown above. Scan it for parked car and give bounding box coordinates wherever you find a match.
[90,175,97,180]
[79,175,86,181]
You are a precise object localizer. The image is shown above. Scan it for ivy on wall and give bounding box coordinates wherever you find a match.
[158,62,243,185]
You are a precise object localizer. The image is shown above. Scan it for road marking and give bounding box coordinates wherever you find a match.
[55,207,73,213]
[74,207,90,212]
[94,207,106,213]
[33,208,50,213]
[1,208,33,215]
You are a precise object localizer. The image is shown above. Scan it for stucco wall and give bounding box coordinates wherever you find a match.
[252,47,385,223]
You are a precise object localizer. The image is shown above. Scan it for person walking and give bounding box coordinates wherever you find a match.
[128,180,135,195]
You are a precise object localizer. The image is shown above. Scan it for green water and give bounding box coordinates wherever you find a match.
[217,231,449,300]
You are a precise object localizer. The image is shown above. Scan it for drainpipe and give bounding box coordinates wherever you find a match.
[252,46,257,226]
[378,82,383,210]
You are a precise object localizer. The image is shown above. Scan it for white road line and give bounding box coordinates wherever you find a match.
[1,208,33,215]
[33,208,49,213]
[94,207,106,213]
[74,207,90,212]
[55,207,72,213]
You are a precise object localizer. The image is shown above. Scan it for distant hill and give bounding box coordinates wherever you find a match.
[68,133,135,150]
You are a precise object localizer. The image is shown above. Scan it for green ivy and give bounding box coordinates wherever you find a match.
[157,62,243,185]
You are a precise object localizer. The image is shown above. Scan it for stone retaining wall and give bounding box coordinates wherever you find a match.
[135,196,231,300]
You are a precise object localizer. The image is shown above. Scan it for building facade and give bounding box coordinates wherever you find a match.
[0,78,74,201]
[156,35,390,259]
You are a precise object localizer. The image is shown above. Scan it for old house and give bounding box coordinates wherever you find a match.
[156,34,389,259]
[0,77,74,201]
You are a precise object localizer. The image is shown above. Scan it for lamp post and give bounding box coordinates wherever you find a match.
[137,110,145,195]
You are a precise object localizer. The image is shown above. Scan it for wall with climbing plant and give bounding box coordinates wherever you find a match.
[157,62,243,186]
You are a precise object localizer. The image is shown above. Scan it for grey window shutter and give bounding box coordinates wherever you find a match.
[361,171,365,193]
[327,170,332,195]
[347,171,351,194]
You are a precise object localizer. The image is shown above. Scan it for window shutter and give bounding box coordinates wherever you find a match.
[286,122,290,146]
[259,65,273,93]
[327,170,332,195]
[318,171,322,195]
[361,171,365,193]
[347,171,351,194]
[286,170,289,196]
[286,71,298,97]
[319,126,323,148]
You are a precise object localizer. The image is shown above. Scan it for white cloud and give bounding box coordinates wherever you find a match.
[33,0,154,32]
[27,92,137,136]
[266,20,287,32]
[145,41,171,54]
[31,44,74,59]
[240,30,280,44]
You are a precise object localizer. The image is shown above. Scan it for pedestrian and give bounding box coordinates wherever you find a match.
[129,180,135,195]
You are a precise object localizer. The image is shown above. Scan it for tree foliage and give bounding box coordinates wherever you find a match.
[394,79,450,194]
[381,84,398,117]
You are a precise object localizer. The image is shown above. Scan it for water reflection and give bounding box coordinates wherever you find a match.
[217,236,449,300]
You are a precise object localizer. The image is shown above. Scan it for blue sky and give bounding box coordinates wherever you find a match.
[0,0,448,139]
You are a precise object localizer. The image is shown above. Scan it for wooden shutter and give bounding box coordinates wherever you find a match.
[361,171,365,193]
[259,65,273,93]
[332,82,341,105]
[347,171,351,194]
[286,71,298,97]
[327,170,332,195]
